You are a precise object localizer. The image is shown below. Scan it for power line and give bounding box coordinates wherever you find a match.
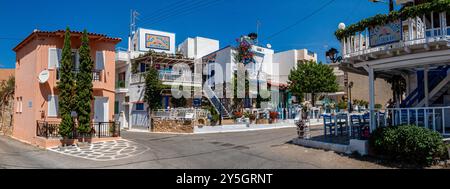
[137,0,195,23]
[264,0,337,41]
[147,0,224,26]
[344,0,363,23]
[138,0,206,26]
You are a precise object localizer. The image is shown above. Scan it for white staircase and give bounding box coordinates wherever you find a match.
[204,86,232,119]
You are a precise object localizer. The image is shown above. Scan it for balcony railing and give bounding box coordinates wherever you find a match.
[36,121,120,139]
[116,80,126,89]
[341,12,450,59]
[131,72,202,84]
[56,69,102,82]
[152,108,209,120]
[385,106,450,136]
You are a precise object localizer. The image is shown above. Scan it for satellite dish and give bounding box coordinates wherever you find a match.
[266,44,272,49]
[38,70,50,84]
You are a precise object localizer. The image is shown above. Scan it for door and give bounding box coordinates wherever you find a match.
[94,97,109,122]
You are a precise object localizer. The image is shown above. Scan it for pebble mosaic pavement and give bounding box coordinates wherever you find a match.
[48,139,149,161]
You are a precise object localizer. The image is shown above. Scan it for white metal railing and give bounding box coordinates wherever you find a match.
[131,72,202,84]
[159,72,202,84]
[131,73,146,84]
[342,12,449,58]
[386,106,450,136]
[115,50,129,62]
[152,108,209,120]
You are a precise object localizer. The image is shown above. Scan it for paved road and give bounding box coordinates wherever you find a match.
[0,128,387,169]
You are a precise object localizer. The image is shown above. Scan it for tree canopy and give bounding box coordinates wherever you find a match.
[144,66,164,111]
[57,27,76,138]
[288,60,339,106]
[75,30,94,135]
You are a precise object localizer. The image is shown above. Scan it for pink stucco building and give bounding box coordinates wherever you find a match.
[12,30,121,147]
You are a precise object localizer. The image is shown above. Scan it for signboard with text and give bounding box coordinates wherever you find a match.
[369,19,402,47]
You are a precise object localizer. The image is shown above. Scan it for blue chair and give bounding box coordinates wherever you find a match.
[350,115,363,138]
[323,114,335,136]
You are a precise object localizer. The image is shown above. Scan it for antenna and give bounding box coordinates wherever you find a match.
[256,19,261,45]
[130,9,140,36]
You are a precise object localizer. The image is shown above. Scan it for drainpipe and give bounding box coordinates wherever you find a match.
[424,65,429,107]
[368,67,376,132]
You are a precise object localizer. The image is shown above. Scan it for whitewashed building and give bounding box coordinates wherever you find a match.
[337,1,450,136]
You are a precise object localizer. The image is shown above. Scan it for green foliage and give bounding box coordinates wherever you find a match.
[232,70,250,112]
[0,76,14,105]
[75,30,94,135]
[144,66,164,111]
[288,60,338,106]
[375,104,383,109]
[335,0,450,40]
[337,101,348,110]
[170,96,187,108]
[59,113,74,139]
[57,27,76,138]
[208,105,220,124]
[369,125,448,166]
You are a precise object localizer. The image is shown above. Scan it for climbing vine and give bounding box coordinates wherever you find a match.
[335,0,450,40]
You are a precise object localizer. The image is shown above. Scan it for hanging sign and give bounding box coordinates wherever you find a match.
[369,19,402,47]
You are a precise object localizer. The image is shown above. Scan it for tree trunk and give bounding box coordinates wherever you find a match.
[311,93,316,107]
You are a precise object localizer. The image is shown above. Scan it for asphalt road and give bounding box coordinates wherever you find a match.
[0,128,387,169]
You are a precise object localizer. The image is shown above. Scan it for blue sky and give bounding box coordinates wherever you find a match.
[0,0,392,69]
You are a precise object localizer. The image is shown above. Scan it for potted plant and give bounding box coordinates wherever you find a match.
[269,111,279,124]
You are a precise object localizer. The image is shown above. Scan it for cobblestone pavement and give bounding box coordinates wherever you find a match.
[48,139,149,161]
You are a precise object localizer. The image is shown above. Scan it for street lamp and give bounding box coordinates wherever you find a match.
[369,0,395,12]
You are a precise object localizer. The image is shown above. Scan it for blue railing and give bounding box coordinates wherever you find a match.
[401,66,450,107]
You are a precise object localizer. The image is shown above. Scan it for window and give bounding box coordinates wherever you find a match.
[114,101,119,114]
[47,95,59,117]
[95,51,105,70]
[139,63,147,73]
[48,48,62,69]
[16,97,23,113]
[136,103,145,111]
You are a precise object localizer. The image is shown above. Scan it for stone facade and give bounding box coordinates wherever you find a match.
[0,99,14,136]
[152,119,195,133]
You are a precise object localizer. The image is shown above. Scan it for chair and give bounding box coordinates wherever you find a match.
[350,115,363,138]
[323,114,335,136]
[336,113,348,136]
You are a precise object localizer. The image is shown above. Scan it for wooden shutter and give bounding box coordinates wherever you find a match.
[47,95,59,117]
[96,51,105,70]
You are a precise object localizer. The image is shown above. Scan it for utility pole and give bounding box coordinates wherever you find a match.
[389,0,394,12]
[256,20,261,45]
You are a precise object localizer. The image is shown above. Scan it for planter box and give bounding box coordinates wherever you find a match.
[256,119,269,124]
[349,139,369,156]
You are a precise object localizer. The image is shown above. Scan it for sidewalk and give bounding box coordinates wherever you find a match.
[193,119,323,134]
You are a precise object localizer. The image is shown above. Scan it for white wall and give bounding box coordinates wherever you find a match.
[273,49,318,85]
[178,37,219,59]
[137,28,176,54]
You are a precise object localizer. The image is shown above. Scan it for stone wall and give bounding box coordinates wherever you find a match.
[152,119,194,133]
[0,99,14,136]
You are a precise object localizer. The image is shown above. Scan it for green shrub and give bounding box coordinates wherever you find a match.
[337,101,347,110]
[369,125,448,166]
[375,104,383,109]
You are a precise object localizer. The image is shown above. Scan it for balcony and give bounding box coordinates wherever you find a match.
[56,69,102,82]
[115,80,128,94]
[131,71,203,87]
[337,3,450,64]
[115,48,129,67]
